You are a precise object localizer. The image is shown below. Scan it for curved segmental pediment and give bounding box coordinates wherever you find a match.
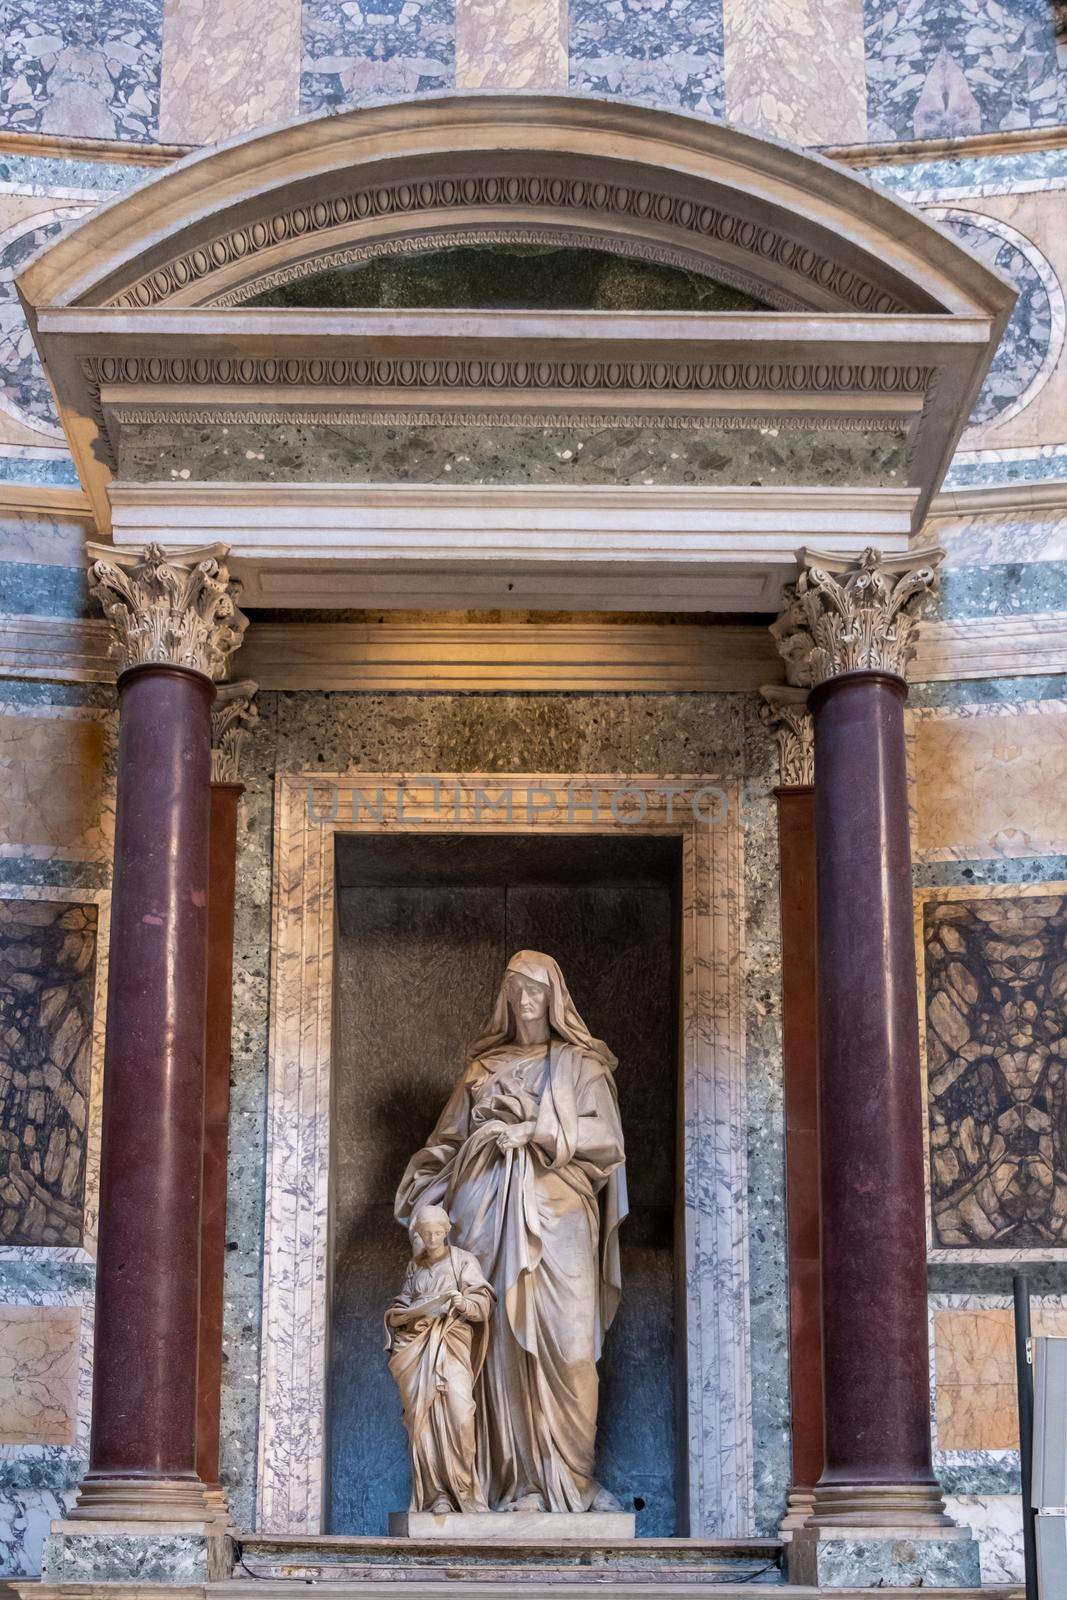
[17,94,1013,322]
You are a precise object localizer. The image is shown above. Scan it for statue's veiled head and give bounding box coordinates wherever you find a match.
[469,949,618,1070]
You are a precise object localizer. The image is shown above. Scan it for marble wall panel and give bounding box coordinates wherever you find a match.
[929,506,1067,569]
[911,702,1067,862]
[300,0,454,113]
[919,886,1067,1254]
[944,1494,1024,1583]
[934,1300,1067,1451]
[0,1304,79,1445]
[0,205,91,449]
[159,0,300,145]
[722,0,866,147]
[936,212,1062,432]
[863,0,1062,143]
[455,0,567,89]
[0,1487,76,1578]
[0,0,163,142]
[0,901,98,1250]
[0,705,113,866]
[952,191,1067,455]
[569,0,724,116]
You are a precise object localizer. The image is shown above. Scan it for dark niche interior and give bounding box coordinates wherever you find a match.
[326,831,682,1537]
[247,242,769,311]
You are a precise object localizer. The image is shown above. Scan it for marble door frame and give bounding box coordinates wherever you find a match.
[257,772,752,1537]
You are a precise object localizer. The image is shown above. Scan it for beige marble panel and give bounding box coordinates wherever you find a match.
[722,0,866,148]
[0,1305,80,1445]
[0,705,113,863]
[159,0,301,147]
[0,513,91,568]
[912,702,1067,861]
[455,0,567,90]
[934,1304,1067,1451]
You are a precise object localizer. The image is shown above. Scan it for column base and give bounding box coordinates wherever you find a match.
[42,1521,233,1584]
[66,1473,217,1521]
[778,1487,816,1538]
[788,1526,982,1588]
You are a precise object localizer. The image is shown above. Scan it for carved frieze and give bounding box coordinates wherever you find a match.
[87,543,248,681]
[211,680,259,784]
[91,355,933,398]
[771,545,943,687]
[759,687,814,787]
[104,172,911,316]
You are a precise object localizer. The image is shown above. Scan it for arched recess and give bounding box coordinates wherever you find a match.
[20,95,1008,317]
[17,93,1015,597]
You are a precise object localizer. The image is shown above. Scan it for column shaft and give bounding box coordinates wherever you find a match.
[197,781,242,1491]
[84,664,214,1509]
[811,670,936,1507]
[775,784,824,1510]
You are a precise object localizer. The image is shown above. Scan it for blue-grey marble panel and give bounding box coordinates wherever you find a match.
[0,0,163,143]
[569,0,724,117]
[300,0,454,114]
[864,0,1062,143]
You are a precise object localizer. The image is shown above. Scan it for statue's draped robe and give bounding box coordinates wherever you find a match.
[396,1038,627,1512]
[386,1245,495,1513]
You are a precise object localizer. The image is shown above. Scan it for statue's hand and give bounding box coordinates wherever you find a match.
[448,1291,467,1315]
[496,1121,535,1152]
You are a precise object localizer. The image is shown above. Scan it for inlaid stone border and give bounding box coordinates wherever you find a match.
[258,773,752,1538]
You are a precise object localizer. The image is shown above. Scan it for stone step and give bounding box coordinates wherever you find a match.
[215,1583,1022,1599]
[233,1535,782,1583]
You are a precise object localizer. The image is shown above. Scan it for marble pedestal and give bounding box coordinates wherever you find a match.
[787,1523,982,1587]
[390,1511,637,1540]
[42,1521,234,1584]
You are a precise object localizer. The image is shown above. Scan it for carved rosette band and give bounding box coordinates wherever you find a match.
[759,688,814,788]
[211,680,259,784]
[771,545,943,688]
[87,542,248,681]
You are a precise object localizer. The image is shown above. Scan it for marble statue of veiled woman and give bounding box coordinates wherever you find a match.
[395,950,628,1514]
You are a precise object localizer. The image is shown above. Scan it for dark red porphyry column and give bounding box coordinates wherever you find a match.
[197,685,257,1516]
[72,545,246,1523]
[760,688,823,1531]
[775,547,949,1535]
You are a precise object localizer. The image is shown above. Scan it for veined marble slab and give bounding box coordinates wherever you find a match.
[389,1511,637,1539]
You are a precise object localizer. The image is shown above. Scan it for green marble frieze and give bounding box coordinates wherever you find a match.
[117,422,908,488]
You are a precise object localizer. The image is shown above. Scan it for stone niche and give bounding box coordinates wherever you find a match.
[327,831,681,1537]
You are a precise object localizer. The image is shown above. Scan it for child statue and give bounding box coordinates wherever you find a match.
[385,1203,496,1514]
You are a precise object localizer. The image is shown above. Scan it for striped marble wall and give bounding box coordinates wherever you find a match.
[0,0,1063,149]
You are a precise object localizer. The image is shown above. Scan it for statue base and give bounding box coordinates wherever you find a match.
[389,1511,637,1541]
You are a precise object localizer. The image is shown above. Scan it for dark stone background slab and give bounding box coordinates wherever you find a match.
[327,831,680,1535]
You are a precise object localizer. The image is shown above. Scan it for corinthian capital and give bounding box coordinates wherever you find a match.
[759,687,814,787]
[86,542,247,681]
[211,680,259,784]
[771,545,943,687]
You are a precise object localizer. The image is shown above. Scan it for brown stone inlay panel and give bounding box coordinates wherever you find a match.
[934,1304,1067,1451]
[0,900,98,1247]
[923,893,1067,1250]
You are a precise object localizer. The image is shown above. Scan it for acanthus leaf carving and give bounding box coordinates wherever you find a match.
[771,545,943,687]
[211,679,259,783]
[87,542,248,681]
[759,687,814,787]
